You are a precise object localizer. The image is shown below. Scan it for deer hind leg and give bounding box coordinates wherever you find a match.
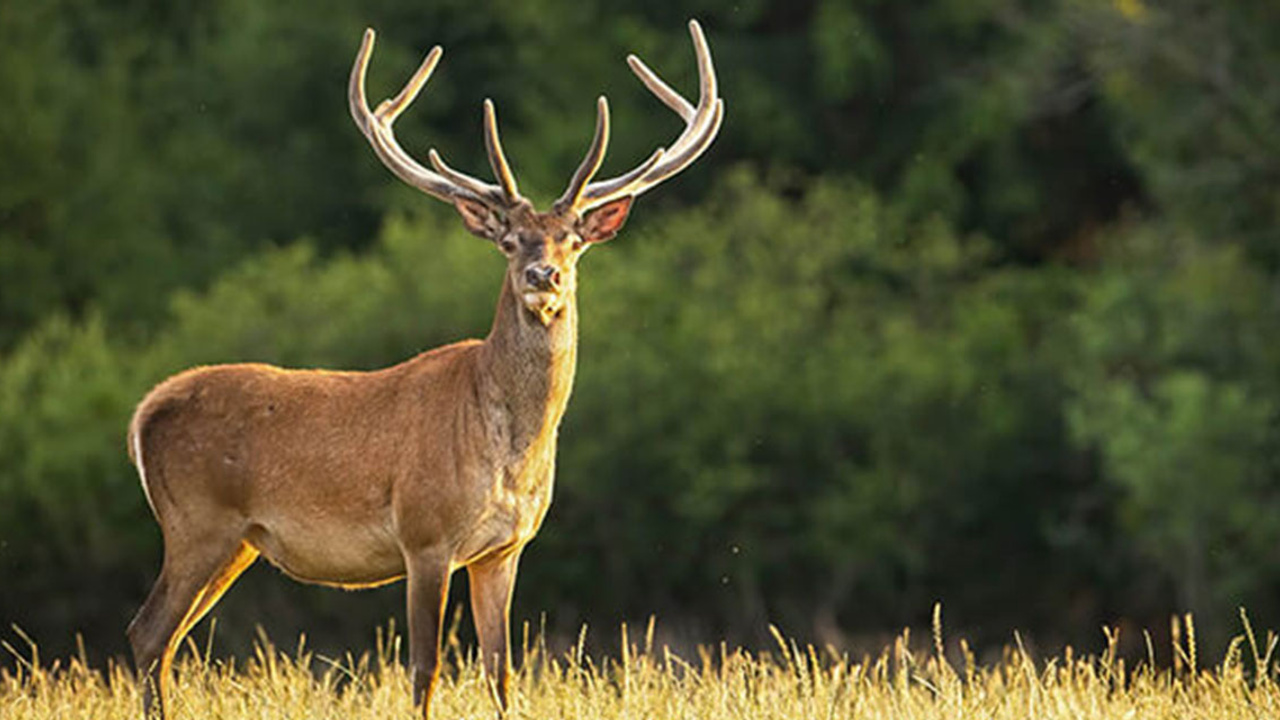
[128,535,258,720]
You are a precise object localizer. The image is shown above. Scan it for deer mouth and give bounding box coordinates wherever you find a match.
[520,290,564,323]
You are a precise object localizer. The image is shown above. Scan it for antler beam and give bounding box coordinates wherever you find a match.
[348,29,523,209]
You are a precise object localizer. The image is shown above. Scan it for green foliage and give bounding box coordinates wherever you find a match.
[1,173,1094,655]
[0,0,1159,346]
[0,201,499,648]
[0,0,365,346]
[534,170,1087,642]
[0,0,170,346]
[1079,0,1280,266]
[0,312,147,634]
[1068,230,1280,638]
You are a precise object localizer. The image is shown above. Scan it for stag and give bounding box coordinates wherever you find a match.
[125,19,722,720]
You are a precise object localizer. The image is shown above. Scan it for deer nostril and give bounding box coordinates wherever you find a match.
[525,265,559,291]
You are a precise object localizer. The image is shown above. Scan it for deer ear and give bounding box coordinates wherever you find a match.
[578,197,633,244]
[454,198,505,239]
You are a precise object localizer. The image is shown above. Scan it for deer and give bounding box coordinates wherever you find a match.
[124,18,721,720]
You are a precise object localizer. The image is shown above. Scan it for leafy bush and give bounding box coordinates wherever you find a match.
[1067,229,1280,643]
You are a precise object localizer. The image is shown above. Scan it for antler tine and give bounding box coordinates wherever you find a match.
[690,19,718,110]
[426,148,504,201]
[553,96,612,215]
[348,29,379,138]
[483,100,522,203]
[625,55,695,122]
[572,19,723,214]
[376,43,443,125]
[349,28,513,208]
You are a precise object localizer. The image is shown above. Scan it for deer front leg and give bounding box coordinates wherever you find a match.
[467,549,521,714]
[405,550,452,719]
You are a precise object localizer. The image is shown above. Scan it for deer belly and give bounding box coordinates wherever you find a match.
[246,518,405,588]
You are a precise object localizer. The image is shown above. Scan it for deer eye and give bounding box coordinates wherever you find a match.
[498,234,518,254]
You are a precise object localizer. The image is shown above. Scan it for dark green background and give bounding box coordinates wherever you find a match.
[3,0,1278,665]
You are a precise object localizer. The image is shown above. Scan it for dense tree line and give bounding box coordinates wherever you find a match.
[2,0,1278,662]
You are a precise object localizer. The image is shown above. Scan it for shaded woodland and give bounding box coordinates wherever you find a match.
[2,0,1279,663]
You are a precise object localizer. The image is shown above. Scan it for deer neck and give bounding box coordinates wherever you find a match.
[476,273,578,454]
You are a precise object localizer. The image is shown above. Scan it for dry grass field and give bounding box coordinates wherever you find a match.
[4,610,1278,719]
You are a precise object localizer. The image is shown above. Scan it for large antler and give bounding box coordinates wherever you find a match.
[349,29,525,210]
[554,20,724,216]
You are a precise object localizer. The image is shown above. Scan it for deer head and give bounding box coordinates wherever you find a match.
[348,20,724,324]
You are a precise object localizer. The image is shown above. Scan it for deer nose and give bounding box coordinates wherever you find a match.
[524,265,561,291]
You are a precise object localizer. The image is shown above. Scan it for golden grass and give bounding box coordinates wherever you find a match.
[4,609,1280,719]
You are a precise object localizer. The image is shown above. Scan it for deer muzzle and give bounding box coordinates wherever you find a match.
[524,265,561,292]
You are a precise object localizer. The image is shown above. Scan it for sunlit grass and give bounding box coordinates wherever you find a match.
[4,609,1280,719]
